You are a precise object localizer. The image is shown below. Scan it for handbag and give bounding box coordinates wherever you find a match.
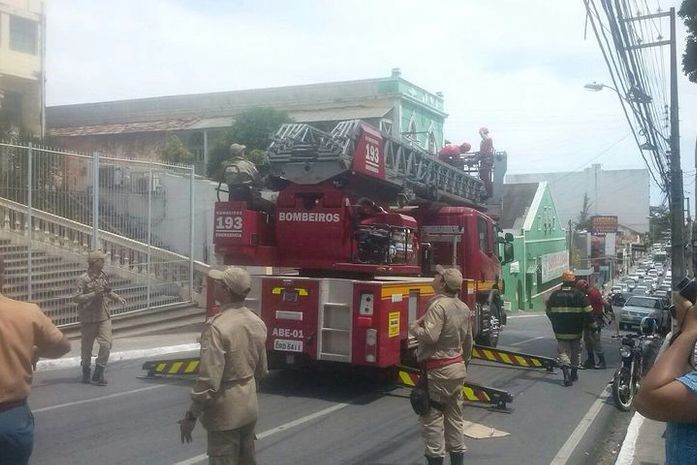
[409,366,430,416]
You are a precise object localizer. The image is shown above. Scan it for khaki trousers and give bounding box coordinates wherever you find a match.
[420,376,467,458]
[583,326,604,355]
[80,319,112,367]
[557,339,581,368]
[207,422,256,465]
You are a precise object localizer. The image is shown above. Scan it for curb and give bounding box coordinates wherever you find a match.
[615,412,645,465]
[36,343,201,371]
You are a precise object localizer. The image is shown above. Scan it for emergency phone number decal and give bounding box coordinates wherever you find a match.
[215,210,243,238]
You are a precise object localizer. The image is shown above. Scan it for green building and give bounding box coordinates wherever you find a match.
[500,182,568,311]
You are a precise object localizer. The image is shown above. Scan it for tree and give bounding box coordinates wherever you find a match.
[159,133,193,165]
[574,193,593,231]
[679,0,697,83]
[206,107,292,179]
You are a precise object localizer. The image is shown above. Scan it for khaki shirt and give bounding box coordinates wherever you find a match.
[224,158,261,188]
[0,294,65,402]
[409,294,473,378]
[73,271,114,323]
[189,303,268,431]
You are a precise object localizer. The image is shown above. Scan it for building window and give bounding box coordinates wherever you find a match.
[10,16,38,55]
[428,130,437,154]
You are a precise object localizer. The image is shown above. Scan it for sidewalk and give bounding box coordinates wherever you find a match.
[615,413,665,465]
[37,325,203,371]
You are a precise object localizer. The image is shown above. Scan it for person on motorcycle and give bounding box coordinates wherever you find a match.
[576,280,608,369]
[546,270,594,386]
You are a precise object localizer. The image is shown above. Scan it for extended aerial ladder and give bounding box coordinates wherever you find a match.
[266,120,488,207]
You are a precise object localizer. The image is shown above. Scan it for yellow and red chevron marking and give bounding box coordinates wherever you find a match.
[471,346,548,369]
[143,357,200,376]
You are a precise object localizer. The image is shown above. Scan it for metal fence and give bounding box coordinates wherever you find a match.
[0,141,205,327]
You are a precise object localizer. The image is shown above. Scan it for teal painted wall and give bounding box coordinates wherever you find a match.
[502,185,568,311]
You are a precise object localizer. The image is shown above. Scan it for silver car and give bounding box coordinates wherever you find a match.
[619,295,668,331]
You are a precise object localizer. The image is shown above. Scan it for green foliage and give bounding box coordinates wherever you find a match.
[680,0,697,83]
[574,193,593,231]
[206,107,292,179]
[648,206,671,242]
[159,133,193,164]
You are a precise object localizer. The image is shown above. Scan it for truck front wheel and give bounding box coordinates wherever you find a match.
[475,303,501,347]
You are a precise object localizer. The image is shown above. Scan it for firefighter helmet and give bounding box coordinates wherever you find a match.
[576,279,589,290]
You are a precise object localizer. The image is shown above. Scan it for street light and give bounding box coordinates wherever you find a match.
[584,81,618,93]
[583,81,652,104]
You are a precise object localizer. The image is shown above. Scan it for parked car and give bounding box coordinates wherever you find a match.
[620,296,669,332]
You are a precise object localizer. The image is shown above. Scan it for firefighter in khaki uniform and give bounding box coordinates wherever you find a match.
[409,265,473,465]
[179,266,268,465]
[545,270,593,387]
[73,250,126,386]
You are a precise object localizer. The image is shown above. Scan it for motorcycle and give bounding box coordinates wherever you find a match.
[611,318,662,411]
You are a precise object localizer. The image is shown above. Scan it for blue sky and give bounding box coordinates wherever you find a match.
[45,0,697,207]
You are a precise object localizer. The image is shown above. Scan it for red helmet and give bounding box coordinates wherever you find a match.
[575,280,589,290]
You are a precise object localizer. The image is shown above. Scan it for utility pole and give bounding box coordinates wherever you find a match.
[621,8,684,288]
[669,7,685,288]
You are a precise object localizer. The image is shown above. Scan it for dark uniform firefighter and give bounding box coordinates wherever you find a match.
[545,270,593,387]
[179,266,268,465]
[576,280,607,369]
[73,250,126,386]
[409,265,473,465]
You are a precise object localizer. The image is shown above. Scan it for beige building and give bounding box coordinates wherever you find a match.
[0,0,45,136]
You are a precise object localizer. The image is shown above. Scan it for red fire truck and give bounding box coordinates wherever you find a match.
[211,120,513,369]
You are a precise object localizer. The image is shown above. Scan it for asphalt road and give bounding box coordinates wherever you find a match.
[28,314,633,465]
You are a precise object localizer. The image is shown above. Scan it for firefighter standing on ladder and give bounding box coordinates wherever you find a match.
[409,265,473,465]
[545,270,593,387]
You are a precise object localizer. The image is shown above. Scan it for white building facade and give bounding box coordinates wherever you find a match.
[506,164,650,234]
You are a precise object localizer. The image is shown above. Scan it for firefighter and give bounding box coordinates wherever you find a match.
[178,266,268,465]
[545,270,593,386]
[477,127,494,198]
[576,280,608,369]
[223,143,273,214]
[73,250,126,386]
[437,141,472,167]
[409,265,473,465]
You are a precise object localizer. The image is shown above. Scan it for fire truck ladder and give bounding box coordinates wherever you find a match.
[267,120,487,206]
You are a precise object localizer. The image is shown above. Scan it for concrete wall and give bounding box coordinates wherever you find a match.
[506,164,650,233]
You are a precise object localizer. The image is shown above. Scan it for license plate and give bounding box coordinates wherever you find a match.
[274,339,303,352]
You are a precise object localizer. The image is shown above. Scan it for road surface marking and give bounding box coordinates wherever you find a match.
[614,412,645,465]
[509,336,545,346]
[36,343,201,371]
[173,402,350,465]
[549,385,611,465]
[32,385,167,413]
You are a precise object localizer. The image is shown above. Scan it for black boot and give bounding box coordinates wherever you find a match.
[92,365,108,386]
[596,354,607,369]
[425,456,444,465]
[570,368,578,382]
[562,366,572,386]
[81,364,91,384]
[583,352,595,369]
[450,451,465,465]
